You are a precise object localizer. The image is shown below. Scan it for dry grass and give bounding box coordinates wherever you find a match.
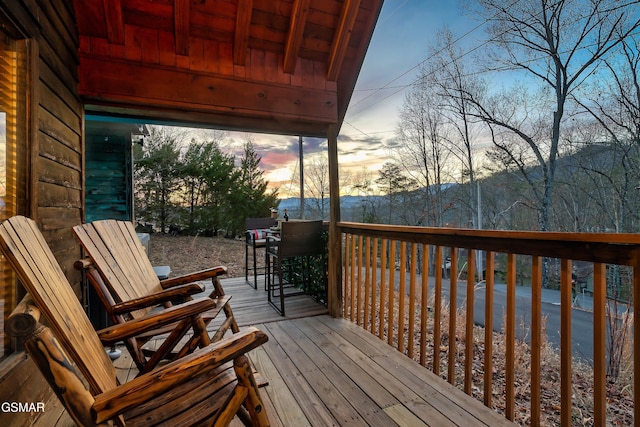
[147,233,247,278]
[351,287,635,426]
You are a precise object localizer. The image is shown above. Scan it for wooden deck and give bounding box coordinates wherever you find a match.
[44,276,513,426]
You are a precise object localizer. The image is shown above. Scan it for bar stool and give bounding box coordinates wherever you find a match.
[266,220,325,315]
[245,217,277,288]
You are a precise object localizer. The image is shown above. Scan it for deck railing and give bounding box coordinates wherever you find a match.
[338,221,640,426]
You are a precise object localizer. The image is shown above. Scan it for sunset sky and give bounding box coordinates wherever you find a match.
[184,1,480,197]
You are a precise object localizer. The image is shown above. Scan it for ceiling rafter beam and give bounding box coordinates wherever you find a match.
[283,0,311,74]
[174,0,191,56]
[104,0,124,45]
[327,0,361,81]
[234,0,253,65]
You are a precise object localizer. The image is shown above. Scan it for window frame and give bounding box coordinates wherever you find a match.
[0,13,35,358]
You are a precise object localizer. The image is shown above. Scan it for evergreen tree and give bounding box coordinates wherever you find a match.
[228,141,278,234]
[199,140,239,235]
[133,127,182,233]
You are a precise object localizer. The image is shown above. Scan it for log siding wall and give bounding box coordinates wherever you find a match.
[0,1,84,424]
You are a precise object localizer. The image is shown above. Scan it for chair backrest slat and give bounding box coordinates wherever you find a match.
[74,219,161,318]
[0,216,117,395]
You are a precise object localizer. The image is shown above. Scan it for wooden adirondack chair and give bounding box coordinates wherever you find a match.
[73,219,240,375]
[1,215,270,426]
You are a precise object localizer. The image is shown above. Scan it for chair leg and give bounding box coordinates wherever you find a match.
[264,247,270,291]
[245,243,250,284]
[234,355,270,426]
[278,258,285,316]
[266,254,285,316]
[266,253,272,304]
[264,251,271,298]
[252,244,259,289]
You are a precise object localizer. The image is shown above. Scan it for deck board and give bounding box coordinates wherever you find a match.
[46,275,514,426]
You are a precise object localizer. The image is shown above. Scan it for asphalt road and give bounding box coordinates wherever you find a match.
[461,281,595,361]
[385,271,609,362]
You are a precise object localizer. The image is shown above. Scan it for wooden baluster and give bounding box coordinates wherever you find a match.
[448,247,458,384]
[356,235,363,326]
[408,243,417,359]
[633,255,640,426]
[560,258,572,427]
[506,253,516,421]
[398,242,407,353]
[364,236,371,330]
[379,239,387,340]
[387,240,397,347]
[434,245,443,376]
[370,237,378,335]
[343,234,349,318]
[593,262,606,426]
[531,256,542,426]
[464,249,475,395]
[350,235,357,322]
[484,251,494,408]
[420,244,429,367]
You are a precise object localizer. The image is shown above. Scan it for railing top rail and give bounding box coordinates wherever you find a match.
[338,222,640,265]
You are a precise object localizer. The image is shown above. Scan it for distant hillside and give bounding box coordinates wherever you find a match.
[277,195,386,211]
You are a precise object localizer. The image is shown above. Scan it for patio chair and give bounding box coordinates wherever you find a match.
[1,215,269,426]
[245,217,277,289]
[266,220,326,315]
[73,219,240,375]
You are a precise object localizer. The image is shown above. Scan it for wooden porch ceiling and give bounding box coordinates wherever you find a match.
[73,0,384,137]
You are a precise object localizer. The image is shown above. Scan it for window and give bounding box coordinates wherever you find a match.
[0,24,29,356]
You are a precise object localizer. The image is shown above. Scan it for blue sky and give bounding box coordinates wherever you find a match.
[345,0,472,137]
[214,1,481,194]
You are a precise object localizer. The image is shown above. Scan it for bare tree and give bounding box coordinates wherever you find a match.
[422,26,488,229]
[570,36,640,233]
[375,162,419,224]
[462,0,640,231]
[396,79,452,227]
[349,168,381,223]
[303,155,330,220]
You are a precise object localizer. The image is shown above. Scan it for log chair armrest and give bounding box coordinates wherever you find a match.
[160,266,227,288]
[97,298,216,345]
[92,327,268,423]
[110,283,205,315]
[73,258,92,271]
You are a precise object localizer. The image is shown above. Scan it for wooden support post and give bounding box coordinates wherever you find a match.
[327,124,342,317]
